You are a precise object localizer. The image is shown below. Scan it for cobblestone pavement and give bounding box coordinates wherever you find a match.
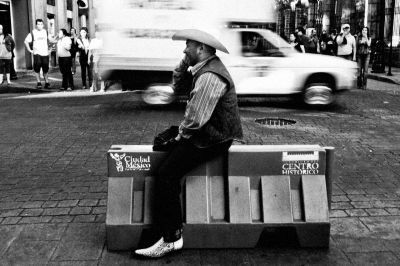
[0,79,399,265]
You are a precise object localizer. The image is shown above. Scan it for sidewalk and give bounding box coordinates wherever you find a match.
[368,66,400,85]
[1,65,399,94]
[0,67,85,94]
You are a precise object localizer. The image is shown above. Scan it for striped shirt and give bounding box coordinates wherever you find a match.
[179,56,227,139]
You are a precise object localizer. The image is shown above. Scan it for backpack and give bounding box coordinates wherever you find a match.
[5,35,14,52]
[28,31,34,50]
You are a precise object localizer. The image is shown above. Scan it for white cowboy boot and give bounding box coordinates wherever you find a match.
[134,237,183,258]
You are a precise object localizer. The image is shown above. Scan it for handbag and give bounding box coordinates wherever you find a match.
[153,125,179,151]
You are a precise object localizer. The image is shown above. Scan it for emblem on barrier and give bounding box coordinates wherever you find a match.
[281,151,320,175]
[110,153,151,172]
[110,153,126,172]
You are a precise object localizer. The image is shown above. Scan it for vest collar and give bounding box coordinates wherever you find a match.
[191,55,217,76]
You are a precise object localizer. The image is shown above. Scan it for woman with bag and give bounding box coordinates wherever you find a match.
[69,28,78,75]
[356,27,371,90]
[77,27,92,89]
[57,29,74,91]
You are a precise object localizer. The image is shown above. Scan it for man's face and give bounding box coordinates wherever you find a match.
[343,27,350,34]
[184,40,201,66]
[0,25,3,35]
[36,22,44,30]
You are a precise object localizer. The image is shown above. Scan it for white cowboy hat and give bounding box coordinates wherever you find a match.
[172,29,229,54]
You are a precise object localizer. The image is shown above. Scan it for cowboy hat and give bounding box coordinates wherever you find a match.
[172,29,229,54]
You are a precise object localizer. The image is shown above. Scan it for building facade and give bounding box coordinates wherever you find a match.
[0,0,93,70]
[276,0,400,46]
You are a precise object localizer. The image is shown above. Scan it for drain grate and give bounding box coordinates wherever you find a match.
[255,118,296,126]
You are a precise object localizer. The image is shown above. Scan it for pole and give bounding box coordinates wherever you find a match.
[387,0,395,76]
[364,0,368,27]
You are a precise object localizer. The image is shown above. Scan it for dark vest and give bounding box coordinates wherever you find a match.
[190,56,243,148]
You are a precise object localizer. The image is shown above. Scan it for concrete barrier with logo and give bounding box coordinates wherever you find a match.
[106,145,334,250]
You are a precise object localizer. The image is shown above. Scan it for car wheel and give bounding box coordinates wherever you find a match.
[303,83,335,105]
[142,84,175,105]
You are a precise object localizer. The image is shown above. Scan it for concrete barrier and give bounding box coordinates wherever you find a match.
[106,145,333,250]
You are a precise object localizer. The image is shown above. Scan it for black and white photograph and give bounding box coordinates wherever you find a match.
[0,0,400,265]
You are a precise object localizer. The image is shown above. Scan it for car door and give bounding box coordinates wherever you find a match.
[224,30,295,95]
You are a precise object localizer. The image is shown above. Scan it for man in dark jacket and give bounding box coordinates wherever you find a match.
[134,29,243,258]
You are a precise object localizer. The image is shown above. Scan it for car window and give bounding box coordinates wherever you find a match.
[240,31,284,57]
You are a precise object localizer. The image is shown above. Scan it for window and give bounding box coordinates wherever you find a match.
[47,0,55,6]
[67,0,73,11]
[240,32,284,57]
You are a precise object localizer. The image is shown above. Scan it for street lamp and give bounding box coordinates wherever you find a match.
[387,0,395,76]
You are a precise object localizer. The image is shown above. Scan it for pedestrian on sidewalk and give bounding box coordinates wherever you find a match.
[336,24,356,61]
[88,31,103,92]
[0,24,14,86]
[307,29,320,54]
[24,19,54,89]
[57,29,74,91]
[295,27,306,53]
[329,30,338,56]
[289,33,302,53]
[356,26,371,90]
[77,27,92,90]
[69,28,78,75]
[134,29,243,259]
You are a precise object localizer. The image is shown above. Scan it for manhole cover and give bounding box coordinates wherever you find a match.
[255,118,296,126]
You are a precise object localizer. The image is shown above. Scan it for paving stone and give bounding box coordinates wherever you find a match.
[52,241,103,261]
[78,199,99,207]
[347,251,400,265]
[332,202,354,210]
[0,209,23,217]
[18,216,52,224]
[92,207,106,215]
[20,208,44,217]
[2,239,57,265]
[0,225,24,255]
[333,236,389,253]
[98,199,107,206]
[331,195,350,202]
[360,216,400,239]
[330,210,348,218]
[2,217,22,225]
[50,216,74,223]
[21,201,44,208]
[365,208,390,216]
[43,208,71,216]
[385,208,400,215]
[0,202,22,210]
[345,209,369,217]
[61,223,105,244]
[73,215,96,223]
[330,217,371,238]
[43,201,59,208]
[70,207,92,215]
[47,261,98,266]
[57,200,79,208]
[351,201,374,209]
[18,223,67,241]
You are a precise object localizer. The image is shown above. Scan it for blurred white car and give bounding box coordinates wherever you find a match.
[143,28,357,106]
[220,28,358,105]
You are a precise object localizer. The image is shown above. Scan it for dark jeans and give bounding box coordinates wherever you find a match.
[0,59,11,74]
[154,138,232,242]
[59,57,74,89]
[357,54,370,89]
[79,52,92,88]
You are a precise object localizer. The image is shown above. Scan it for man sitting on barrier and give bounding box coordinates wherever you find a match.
[134,29,243,258]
